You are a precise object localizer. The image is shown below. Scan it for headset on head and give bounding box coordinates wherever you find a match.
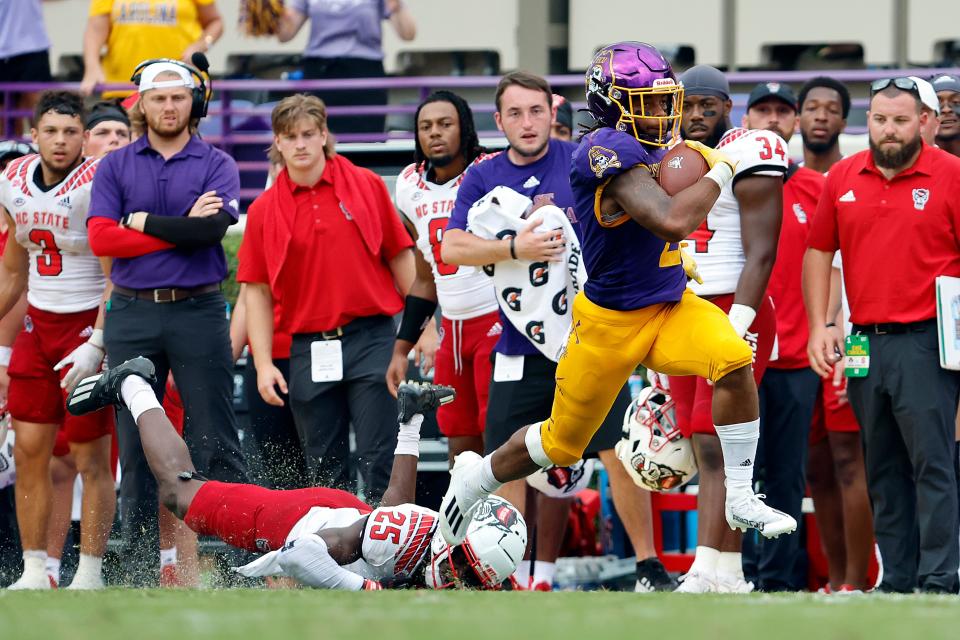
[130,58,211,120]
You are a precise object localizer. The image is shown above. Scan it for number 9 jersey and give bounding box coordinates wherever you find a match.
[687,128,788,296]
[395,159,497,320]
[0,155,106,312]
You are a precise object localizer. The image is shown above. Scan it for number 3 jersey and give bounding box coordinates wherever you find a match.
[395,160,497,320]
[0,155,105,313]
[238,503,438,582]
[687,128,788,296]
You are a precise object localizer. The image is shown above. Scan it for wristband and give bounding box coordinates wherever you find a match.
[396,295,437,344]
[704,162,734,189]
[509,236,518,260]
[727,303,756,339]
[89,328,105,349]
[0,346,11,367]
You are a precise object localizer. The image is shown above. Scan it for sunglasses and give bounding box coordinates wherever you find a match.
[870,77,921,97]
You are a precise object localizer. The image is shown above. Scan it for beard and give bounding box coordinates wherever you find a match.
[428,153,456,168]
[148,114,190,139]
[803,131,840,155]
[870,131,922,170]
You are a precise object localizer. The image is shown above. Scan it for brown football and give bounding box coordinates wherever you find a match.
[656,143,709,196]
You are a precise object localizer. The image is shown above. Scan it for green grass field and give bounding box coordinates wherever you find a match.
[4,590,960,640]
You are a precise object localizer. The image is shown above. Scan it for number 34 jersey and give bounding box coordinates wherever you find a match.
[688,128,788,296]
[395,160,497,320]
[0,155,105,313]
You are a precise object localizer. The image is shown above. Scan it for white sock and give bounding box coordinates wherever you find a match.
[513,559,531,587]
[533,560,556,586]
[121,375,163,423]
[479,455,503,494]
[717,552,744,580]
[689,546,720,575]
[160,547,177,568]
[45,556,61,583]
[71,553,103,583]
[714,418,760,496]
[22,550,47,576]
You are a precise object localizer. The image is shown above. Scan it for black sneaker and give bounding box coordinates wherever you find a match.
[635,557,678,592]
[67,356,157,416]
[397,381,455,423]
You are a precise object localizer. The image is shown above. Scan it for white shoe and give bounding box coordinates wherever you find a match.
[66,573,105,590]
[715,574,755,594]
[7,569,52,590]
[725,493,797,539]
[674,570,717,593]
[438,451,488,545]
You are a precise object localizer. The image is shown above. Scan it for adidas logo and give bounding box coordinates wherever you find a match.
[58,195,71,209]
[636,577,654,593]
[523,176,540,189]
[839,190,856,202]
[733,514,764,532]
[486,322,503,337]
[79,325,94,338]
[739,458,752,467]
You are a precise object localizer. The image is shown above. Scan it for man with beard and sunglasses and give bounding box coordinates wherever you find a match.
[803,77,960,594]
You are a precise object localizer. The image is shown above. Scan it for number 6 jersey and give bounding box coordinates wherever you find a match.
[0,155,105,313]
[687,128,788,296]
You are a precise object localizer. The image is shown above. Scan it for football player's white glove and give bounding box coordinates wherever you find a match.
[54,330,106,392]
[646,368,670,392]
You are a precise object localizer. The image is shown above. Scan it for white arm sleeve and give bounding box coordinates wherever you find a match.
[277,534,366,591]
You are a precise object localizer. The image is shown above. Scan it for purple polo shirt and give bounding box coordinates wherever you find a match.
[88,135,240,289]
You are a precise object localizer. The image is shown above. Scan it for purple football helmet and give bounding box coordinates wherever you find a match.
[585,42,683,147]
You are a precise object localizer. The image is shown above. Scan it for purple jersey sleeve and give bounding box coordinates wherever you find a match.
[446,163,488,232]
[571,128,660,188]
[87,151,123,222]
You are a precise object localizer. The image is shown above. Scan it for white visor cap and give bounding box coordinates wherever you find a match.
[908,76,940,115]
[138,62,196,93]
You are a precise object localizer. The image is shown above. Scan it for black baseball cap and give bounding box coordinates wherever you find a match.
[552,94,573,130]
[84,101,130,131]
[747,82,797,111]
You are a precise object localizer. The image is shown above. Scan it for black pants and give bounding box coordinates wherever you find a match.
[244,357,308,490]
[484,352,629,457]
[104,290,249,585]
[847,324,960,593]
[302,56,387,135]
[753,367,819,591]
[288,316,398,502]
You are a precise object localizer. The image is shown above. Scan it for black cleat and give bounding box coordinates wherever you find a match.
[635,557,678,593]
[67,356,157,416]
[397,381,455,423]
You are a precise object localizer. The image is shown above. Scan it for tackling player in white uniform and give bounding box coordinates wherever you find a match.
[0,91,115,590]
[387,91,500,463]
[67,358,526,590]
[668,66,789,593]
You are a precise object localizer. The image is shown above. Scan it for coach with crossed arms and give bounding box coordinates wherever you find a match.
[87,59,249,585]
[803,77,960,594]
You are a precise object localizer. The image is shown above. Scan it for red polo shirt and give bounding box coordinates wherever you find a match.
[808,144,960,325]
[239,164,411,334]
[768,166,825,369]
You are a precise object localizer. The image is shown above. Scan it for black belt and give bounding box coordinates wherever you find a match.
[294,315,392,342]
[113,284,220,304]
[852,319,936,335]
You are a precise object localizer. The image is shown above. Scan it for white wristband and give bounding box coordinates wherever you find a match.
[89,328,105,349]
[704,162,734,189]
[394,414,423,458]
[0,346,11,367]
[728,304,757,339]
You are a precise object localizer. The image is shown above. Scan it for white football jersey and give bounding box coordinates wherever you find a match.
[240,503,438,582]
[0,155,105,313]
[687,128,788,296]
[395,160,497,320]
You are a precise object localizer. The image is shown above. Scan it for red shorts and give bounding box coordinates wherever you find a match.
[809,378,860,444]
[162,377,185,437]
[183,481,372,553]
[7,305,113,444]
[669,294,776,438]
[434,311,499,438]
